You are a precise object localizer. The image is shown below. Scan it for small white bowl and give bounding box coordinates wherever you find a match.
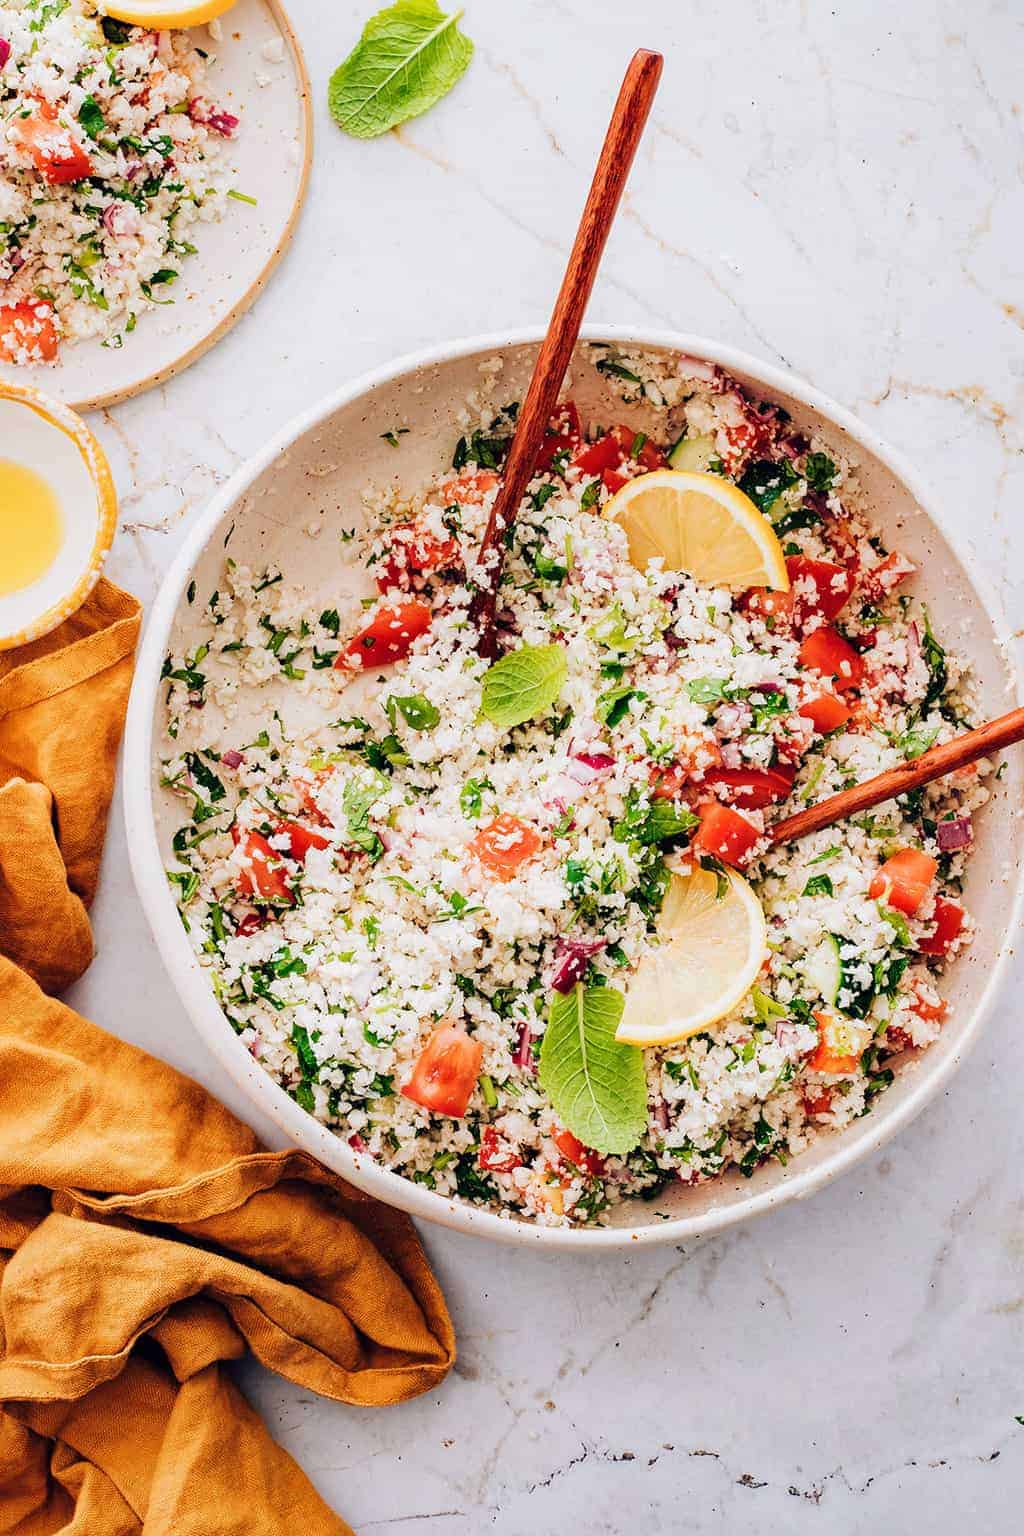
[0,382,117,650]
[124,329,1024,1250]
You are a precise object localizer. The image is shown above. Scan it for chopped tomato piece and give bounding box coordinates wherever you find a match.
[0,302,59,364]
[786,555,855,622]
[602,467,629,495]
[702,766,794,810]
[911,987,948,1024]
[571,433,623,475]
[650,760,690,801]
[798,691,853,735]
[234,912,267,937]
[807,1010,869,1075]
[691,802,760,866]
[610,424,666,470]
[293,773,332,826]
[376,523,460,592]
[401,1023,483,1118]
[884,1024,915,1053]
[772,712,815,766]
[552,1127,606,1177]
[339,600,432,669]
[439,470,499,505]
[798,625,864,693]
[861,550,915,602]
[917,895,965,957]
[742,586,796,628]
[802,1087,833,1117]
[275,819,331,861]
[13,99,92,184]
[869,848,938,916]
[231,826,294,905]
[469,813,542,881]
[535,400,582,471]
[478,1124,523,1173]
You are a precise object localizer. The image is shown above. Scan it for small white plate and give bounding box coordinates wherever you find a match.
[0,0,312,411]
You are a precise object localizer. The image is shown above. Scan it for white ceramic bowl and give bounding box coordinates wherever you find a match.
[124,328,1024,1250]
[0,382,117,650]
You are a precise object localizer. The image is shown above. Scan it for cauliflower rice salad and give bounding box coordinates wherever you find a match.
[162,347,993,1228]
[0,0,240,361]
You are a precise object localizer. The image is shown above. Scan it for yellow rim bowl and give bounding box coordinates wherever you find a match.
[0,381,118,651]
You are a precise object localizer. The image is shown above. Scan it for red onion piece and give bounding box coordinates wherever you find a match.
[514,1021,534,1070]
[566,753,614,786]
[0,39,10,68]
[208,110,240,137]
[654,1099,669,1131]
[676,353,721,386]
[550,937,607,994]
[348,1133,368,1153]
[936,817,972,851]
[220,749,243,769]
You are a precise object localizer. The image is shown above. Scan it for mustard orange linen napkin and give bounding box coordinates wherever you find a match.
[0,578,141,993]
[0,957,455,1535]
[0,577,456,1533]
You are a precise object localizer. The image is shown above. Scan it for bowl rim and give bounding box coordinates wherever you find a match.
[0,381,118,651]
[123,325,1024,1251]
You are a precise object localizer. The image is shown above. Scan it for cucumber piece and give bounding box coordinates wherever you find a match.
[802,933,841,1006]
[667,433,717,472]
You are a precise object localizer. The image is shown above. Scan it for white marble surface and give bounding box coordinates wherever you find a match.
[61,0,1024,1529]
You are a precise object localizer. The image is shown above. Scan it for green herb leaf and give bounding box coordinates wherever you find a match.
[480,642,567,730]
[101,15,133,44]
[920,609,948,711]
[738,457,799,514]
[685,675,732,706]
[802,873,834,897]
[539,984,647,1155]
[803,452,836,492]
[328,0,474,140]
[613,788,697,847]
[386,693,440,730]
[596,685,644,728]
[77,95,106,141]
[897,723,939,760]
[341,767,388,855]
[459,775,492,819]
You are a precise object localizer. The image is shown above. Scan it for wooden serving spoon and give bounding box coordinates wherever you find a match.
[470,48,664,656]
[464,44,1012,853]
[771,704,1024,847]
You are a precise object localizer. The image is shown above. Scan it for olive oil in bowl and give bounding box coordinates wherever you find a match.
[0,459,64,596]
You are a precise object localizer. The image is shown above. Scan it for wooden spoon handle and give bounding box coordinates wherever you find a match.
[471,48,664,655]
[770,704,1024,847]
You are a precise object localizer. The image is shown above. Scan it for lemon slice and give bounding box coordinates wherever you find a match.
[615,867,768,1047]
[99,0,236,27]
[607,469,789,590]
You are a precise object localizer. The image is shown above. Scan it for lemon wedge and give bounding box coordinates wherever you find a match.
[615,867,768,1047]
[99,0,237,28]
[606,469,789,591]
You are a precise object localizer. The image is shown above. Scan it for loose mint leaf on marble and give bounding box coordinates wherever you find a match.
[328,0,474,139]
[539,984,647,1156]
[480,643,567,731]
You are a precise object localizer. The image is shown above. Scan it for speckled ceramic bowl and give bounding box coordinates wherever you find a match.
[123,328,1024,1249]
[0,382,117,650]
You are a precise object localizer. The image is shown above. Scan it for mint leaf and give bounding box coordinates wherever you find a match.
[328,0,474,139]
[480,643,567,730]
[539,985,647,1155]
